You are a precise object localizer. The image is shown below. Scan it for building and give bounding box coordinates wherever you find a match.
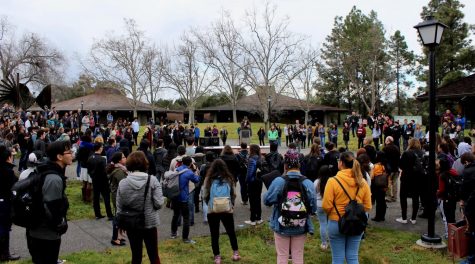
[194,93,347,125]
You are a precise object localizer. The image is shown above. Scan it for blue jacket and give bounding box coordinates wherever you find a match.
[264,171,317,236]
[176,165,200,202]
[246,155,259,183]
[194,127,200,138]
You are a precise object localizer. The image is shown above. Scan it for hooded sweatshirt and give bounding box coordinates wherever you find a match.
[116,171,164,228]
[322,169,372,221]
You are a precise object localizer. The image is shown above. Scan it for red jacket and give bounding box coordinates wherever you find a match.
[437,168,458,200]
[357,126,366,138]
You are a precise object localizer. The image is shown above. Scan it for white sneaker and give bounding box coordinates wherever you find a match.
[244,220,256,226]
[409,219,417,225]
[256,220,264,225]
[395,217,408,224]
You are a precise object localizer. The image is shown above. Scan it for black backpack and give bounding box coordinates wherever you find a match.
[412,151,428,176]
[10,168,53,228]
[236,153,248,173]
[265,152,283,173]
[445,172,463,201]
[332,177,368,236]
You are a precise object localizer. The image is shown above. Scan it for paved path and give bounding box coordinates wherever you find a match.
[9,140,452,259]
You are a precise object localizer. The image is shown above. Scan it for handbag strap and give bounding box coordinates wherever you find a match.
[332,177,359,220]
[142,175,151,211]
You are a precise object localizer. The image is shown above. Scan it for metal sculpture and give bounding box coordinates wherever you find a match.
[0,73,51,110]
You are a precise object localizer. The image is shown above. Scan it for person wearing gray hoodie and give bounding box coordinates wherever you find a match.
[116,151,164,264]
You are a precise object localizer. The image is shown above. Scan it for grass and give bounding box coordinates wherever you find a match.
[10,222,455,264]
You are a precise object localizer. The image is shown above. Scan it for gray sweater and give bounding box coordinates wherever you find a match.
[116,172,164,228]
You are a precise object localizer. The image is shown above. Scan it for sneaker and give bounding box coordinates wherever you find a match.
[320,243,328,250]
[57,260,67,264]
[183,239,196,244]
[244,220,256,226]
[170,233,177,239]
[396,217,408,224]
[256,220,264,225]
[241,201,248,205]
[232,251,241,261]
[214,255,222,264]
[409,219,417,225]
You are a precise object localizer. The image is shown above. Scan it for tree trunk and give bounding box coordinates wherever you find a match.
[188,106,195,125]
[133,108,138,119]
[232,103,237,123]
[304,110,309,127]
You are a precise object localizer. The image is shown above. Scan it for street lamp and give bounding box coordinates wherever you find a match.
[414,15,447,248]
[81,100,84,112]
[267,95,272,126]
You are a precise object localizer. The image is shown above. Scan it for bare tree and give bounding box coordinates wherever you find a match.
[237,3,306,130]
[286,45,319,126]
[82,18,147,117]
[0,16,65,88]
[139,45,166,123]
[163,32,217,124]
[195,11,244,122]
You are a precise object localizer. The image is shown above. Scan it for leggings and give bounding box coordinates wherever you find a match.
[207,213,238,256]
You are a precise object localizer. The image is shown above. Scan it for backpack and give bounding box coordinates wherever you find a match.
[278,175,309,227]
[412,151,427,176]
[304,156,322,181]
[445,172,462,201]
[162,169,189,199]
[256,158,270,178]
[332,177,368,236]
[10,168,54,228]
[265,152,283,173]
[236,153,248,172]
[208,179,233,213]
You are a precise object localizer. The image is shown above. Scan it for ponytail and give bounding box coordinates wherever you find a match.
[351,159,365,188]
[340,151,365,188]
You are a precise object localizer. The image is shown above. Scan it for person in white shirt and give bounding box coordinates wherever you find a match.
[283,125,289,147]
[131,118,140,145]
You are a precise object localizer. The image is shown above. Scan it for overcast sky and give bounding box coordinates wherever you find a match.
[2,0,474,85]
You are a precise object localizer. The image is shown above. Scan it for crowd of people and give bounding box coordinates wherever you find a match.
[0,103,474,263]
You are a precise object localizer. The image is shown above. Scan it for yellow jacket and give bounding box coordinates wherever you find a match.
[322,169,372,221]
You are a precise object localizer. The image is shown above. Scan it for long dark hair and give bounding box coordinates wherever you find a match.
[106,151,124,174]
[317,165,332,196]
[204,159,235,191]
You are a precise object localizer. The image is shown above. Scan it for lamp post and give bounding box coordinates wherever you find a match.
[267,95,272,128]
[414,16,447,248]
[81,100,84,112]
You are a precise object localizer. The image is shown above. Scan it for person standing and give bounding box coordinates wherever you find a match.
[27,141,72,264]
[257,127,266,146]
[356,123,366,149]
[383,136,400,203]
[116,151,164,264]
[0,146,20,261]
[219,126,228,146]
[284,125,289,147]
[244,144,264,226]
[265,149,317,263]
[314,165,332,250]
[349,112,359,138]
[170,156,200,243]
[203,159,241,264]
[236,143,249,206]
[193,125,200,146]
[342,122,350,151]
[322,152,372,264]
[372,124,381,151]
[132,118,140,146]
[268,125,279,146]
[370,151,387,222]
[87,143,113,220]
[107,152,127,246]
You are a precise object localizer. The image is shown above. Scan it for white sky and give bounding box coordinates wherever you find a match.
[2,0,475,86]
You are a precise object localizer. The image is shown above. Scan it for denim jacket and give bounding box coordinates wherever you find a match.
[264,171,317,236]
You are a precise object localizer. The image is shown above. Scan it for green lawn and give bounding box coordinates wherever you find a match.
[11,223,455,264]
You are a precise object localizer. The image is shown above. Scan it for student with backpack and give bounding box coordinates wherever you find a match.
[322,152,372,264]
[203,159,241,264]
[396,139,424,224]
[107,152,128,246]
[236,143,249,205]
[314,165,333,250]
[303,144,323,182]
[370,151,387,222]
[437,154,460,238]
[264,149,317,263]
[265,142,284,175]
[245,144,264,226]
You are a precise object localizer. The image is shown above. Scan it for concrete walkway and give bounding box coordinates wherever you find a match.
[9,140,450,260]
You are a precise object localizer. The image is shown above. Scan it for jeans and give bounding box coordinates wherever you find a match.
[171,201,190,239]
[248,180,263,222]
[316,207,328,245]
[127,227,160,264]
[399,184,419,220]
[328,220,362,264]
[320,136,325,146]
[274,233,306,264]
[207,213,238,256]
[27,232,61,264]
[188,190,195,225]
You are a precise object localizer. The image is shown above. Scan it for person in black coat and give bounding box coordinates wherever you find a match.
[87,143,113,219]
[137,139,157,177]
[0,146,20,261]
[219,145,241,183]
[383,136,401,202]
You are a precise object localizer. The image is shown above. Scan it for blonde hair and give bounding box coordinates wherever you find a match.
[407,138,421,151]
